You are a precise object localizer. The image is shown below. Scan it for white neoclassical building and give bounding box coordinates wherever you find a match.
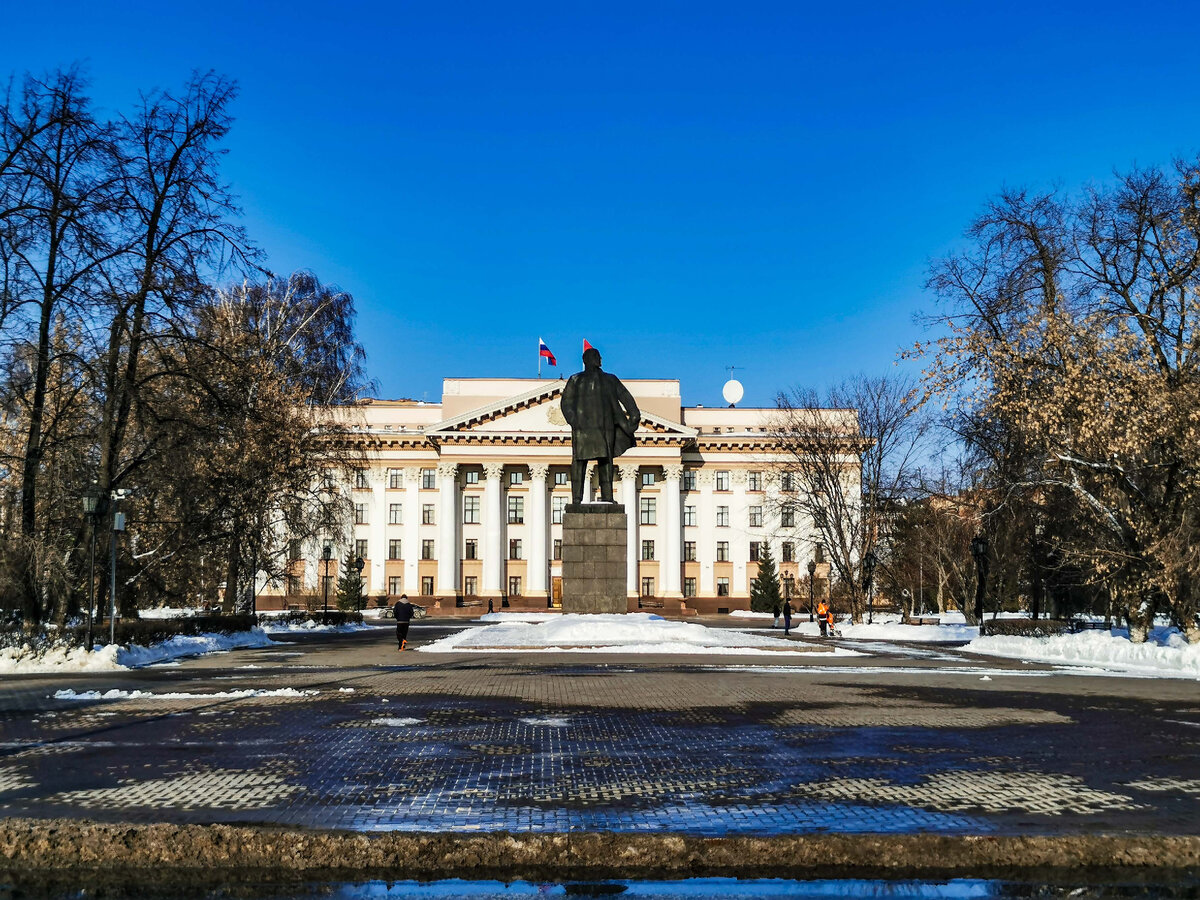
[276,377,856,614]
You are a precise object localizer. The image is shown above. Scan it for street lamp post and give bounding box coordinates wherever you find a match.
[355,556,365,611]
[862,549,878,625]
[109,508,126,647]
[82,490,99,652]
[970,534,989,627]
[322,544,333,624]
[782,573,794,613]
[807,559,817,621]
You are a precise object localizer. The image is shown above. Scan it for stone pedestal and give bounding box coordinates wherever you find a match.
[562,503,628,614]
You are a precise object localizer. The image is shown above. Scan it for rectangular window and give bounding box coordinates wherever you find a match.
[354,503,367,525]
[509,539,522,560]
[682,470,697,491]
[508,575,521,596]
[716,506,730,527]
[683,577,697,597]
[716,471,730,491]
[641,470,655,486]
[781,472,794,492]
[781,505,795,528]
[388,468,402,489]
[464,470,480,484]
[683,505,697,527]
[683,541,697,562]
[388,539,402,560]
[554,471,569,486]
[508,495,524,524]
[464,575,478,596]
[388,503,402,525]
[421,468,436,490]
[717,577,729,596]
[354,469,369,489]
[421,576,434,596]
[388,575,402,595]
[288,539,302,561]
[640,497,656,525]
[421,539,434,560]
[641,539,655,561]
[553,538,562,560]
[509,470,524,485]
[748,471,762,491]
[463,495,480,524]
[782,541,795,563]
[641,576,654,597]
[552,495,565,524]
[750,541,761,562]
[749,506,763,527]
[815,544,825,564]
[464,539,478,560]
[355,539,368,560]
[716,541,729,562]
[287,574,302,595]
[422,503,435,525]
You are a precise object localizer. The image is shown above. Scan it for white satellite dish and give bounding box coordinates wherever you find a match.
[722,379,744,406]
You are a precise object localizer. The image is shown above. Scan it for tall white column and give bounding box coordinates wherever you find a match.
[436,462,458,596]
[527,463,549,599]
[482,462,504,598]
[731,469,750,596]
[662,463,683,598]
[369,477,387,595]
[619,462,639,598]
[696,469,717,596]
[403,467,420,595]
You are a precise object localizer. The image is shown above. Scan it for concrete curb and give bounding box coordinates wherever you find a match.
[2,821,1198,878]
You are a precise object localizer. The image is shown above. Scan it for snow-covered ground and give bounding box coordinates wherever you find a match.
[422,612,861,656]
[966,626,1200,679]
[732,609,977,642]
[0,628,276,675]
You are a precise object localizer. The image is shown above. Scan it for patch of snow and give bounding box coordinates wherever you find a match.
[478,612,560,623]
[519,716,571,727]
[1,628,276,675]
[371,717,422,726]
[53,687,319,701]
[420,613,833,655]
[0,643,123,675]
[966,628,1200,679]
[258,619,372,634]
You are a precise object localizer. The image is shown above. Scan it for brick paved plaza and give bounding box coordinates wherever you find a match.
[1,621,1198,837]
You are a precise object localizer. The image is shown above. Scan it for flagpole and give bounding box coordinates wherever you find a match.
[537,343,541,379]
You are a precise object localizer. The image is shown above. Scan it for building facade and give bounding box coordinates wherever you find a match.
[276,377,857,613]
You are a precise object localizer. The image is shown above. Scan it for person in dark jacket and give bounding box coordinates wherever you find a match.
[393,594,415,651]
[560,346,640,504]
[782,599,793,636]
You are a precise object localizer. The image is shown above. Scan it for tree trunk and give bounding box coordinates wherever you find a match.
[222,531,241,613]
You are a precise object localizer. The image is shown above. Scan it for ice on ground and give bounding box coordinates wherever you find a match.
[53,687,319,701]
[967,628,1200,679]
[519,716,571,727]
[420,613,846,655]
[371,717,423,726]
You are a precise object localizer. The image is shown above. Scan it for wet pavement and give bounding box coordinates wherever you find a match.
[1,621,1198,836]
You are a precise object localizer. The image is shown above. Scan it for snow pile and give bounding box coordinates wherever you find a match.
[478,612,560,623]
[835,619,977,643]
[0,642,124,675]
[421,612,850,655]
[968,628,1200,679]
[1,628,276,675]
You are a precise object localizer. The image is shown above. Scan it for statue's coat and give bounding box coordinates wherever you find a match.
[560,368,640,461]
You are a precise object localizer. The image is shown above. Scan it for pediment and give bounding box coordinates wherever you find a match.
[425,382,695,441]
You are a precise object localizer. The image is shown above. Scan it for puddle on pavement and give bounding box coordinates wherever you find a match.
[6,877,1200,899]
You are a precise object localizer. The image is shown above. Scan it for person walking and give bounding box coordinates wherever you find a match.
[772,603,781,629]
[817,599,829,637]
[393,594,415,651]
[782,598,793,636]
[487,598,494,614]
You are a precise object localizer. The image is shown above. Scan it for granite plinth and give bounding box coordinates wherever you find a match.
[562,504,628,615]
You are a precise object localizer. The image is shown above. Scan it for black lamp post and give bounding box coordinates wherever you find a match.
[322,544,333,623]
[355,556,365,611]
[970,534,989,626]
[82,489,99,651]
[862,549,878,625]
[782,573,794,611]
[807,559,817,621]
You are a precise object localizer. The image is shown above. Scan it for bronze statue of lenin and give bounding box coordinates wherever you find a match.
[560,347,640,505]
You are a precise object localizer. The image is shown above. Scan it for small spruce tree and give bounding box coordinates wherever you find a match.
[749,540,782,613]
[336,549,363,611]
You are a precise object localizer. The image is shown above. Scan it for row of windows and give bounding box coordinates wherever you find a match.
[354,467,800,493]
[294,573,731,599]
[356,498,797,528]
[350,537,801,564]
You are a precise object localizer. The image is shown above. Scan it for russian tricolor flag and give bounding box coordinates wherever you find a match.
[538,337,557,366]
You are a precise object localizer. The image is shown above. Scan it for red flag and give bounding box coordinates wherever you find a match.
[583,339,594,352]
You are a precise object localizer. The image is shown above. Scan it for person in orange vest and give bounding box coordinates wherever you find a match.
[825,602,836,637]
[816,599,830,637]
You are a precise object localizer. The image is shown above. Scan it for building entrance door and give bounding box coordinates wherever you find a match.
[551,577,563,608]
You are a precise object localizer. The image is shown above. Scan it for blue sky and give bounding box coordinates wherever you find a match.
[3,1,1199,407]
